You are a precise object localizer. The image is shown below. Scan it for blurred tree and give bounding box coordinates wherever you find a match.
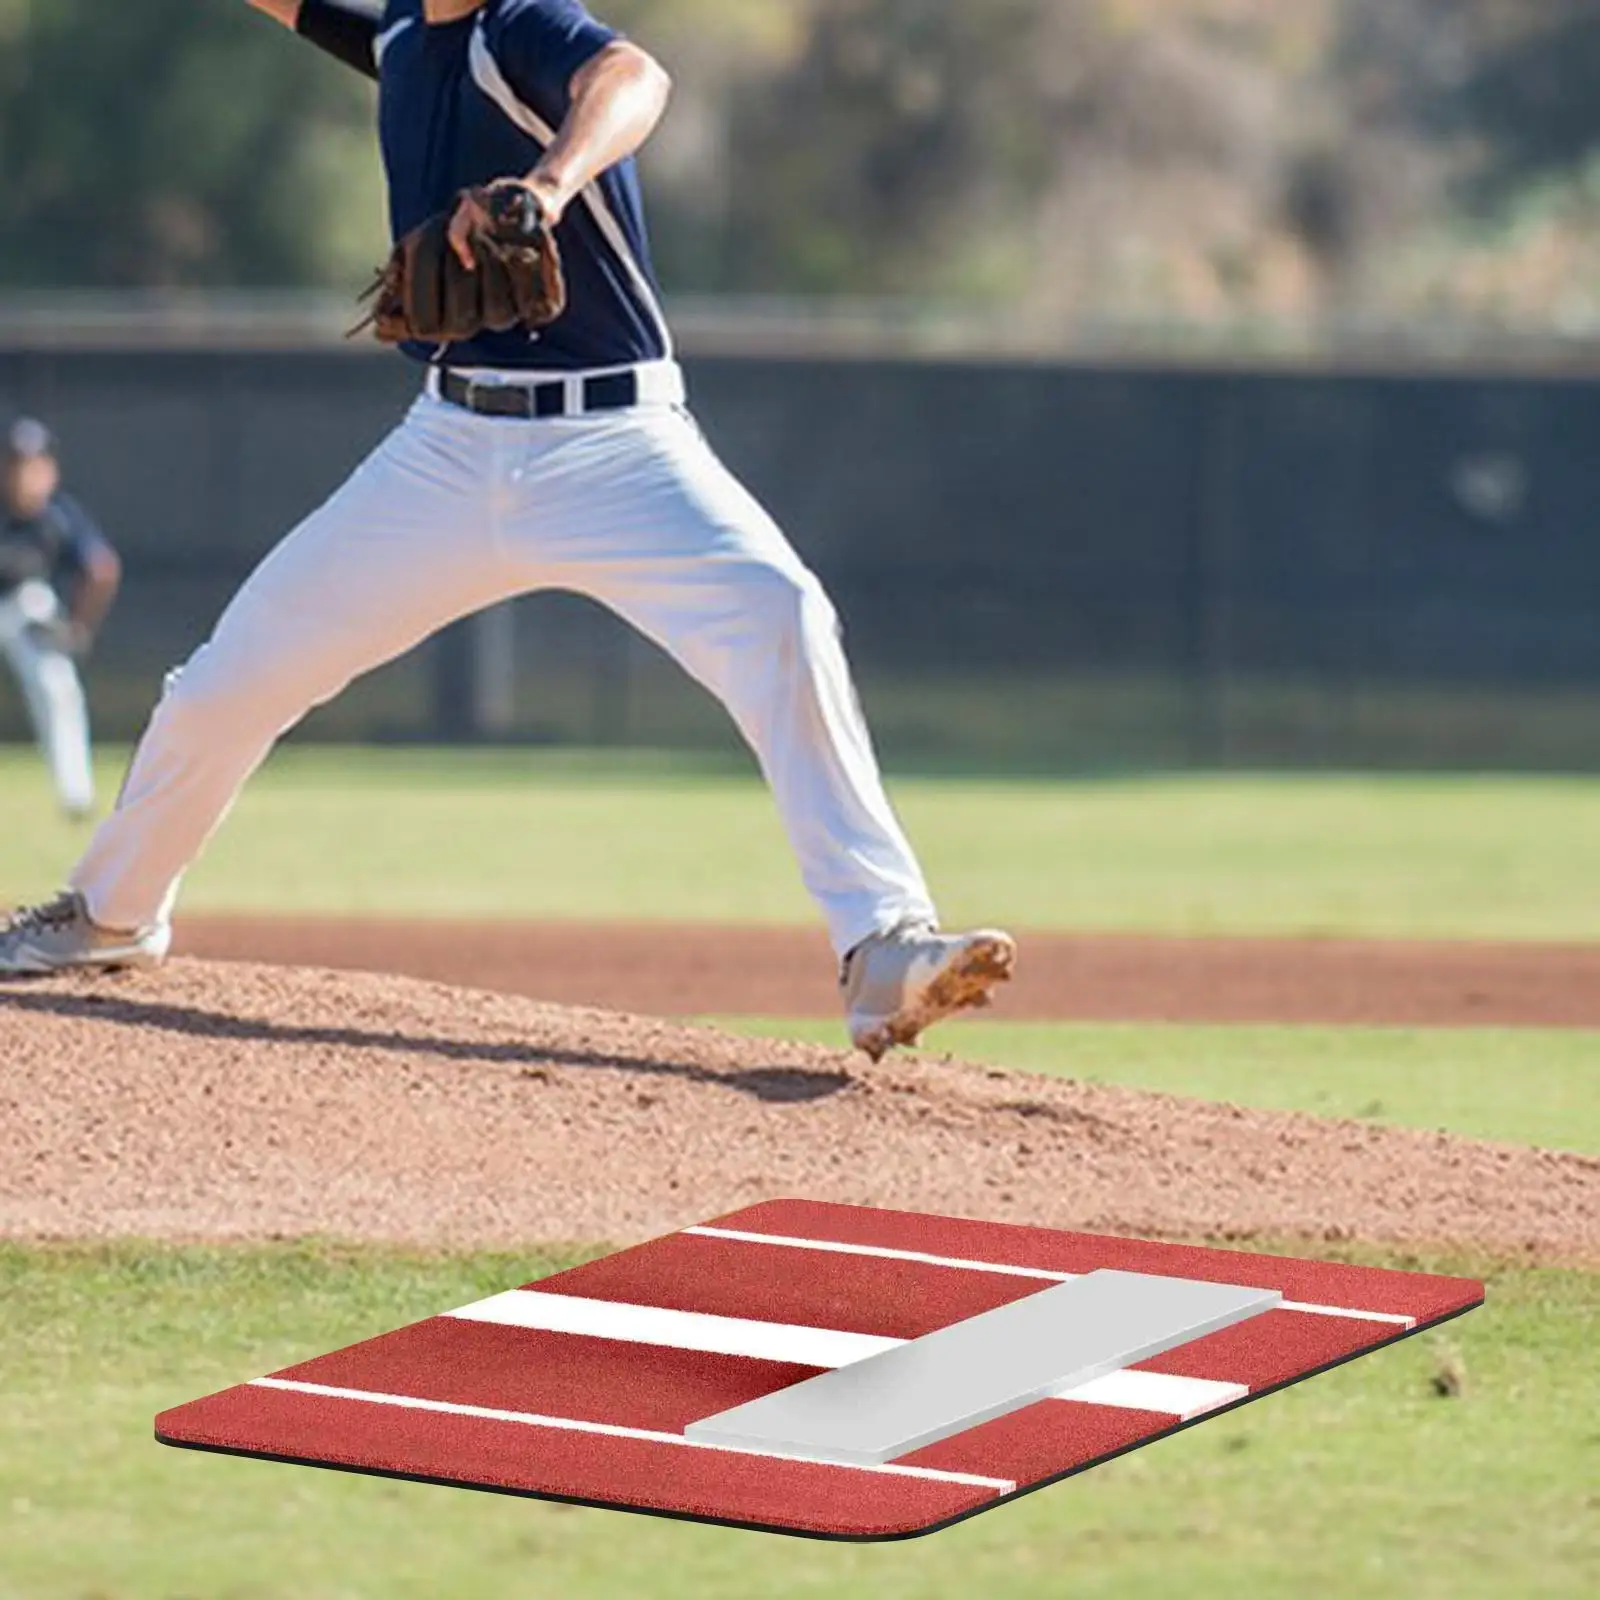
[0,0,1594,338]
[1308,0,1600,324]
[0,0,382,288]
[604,0,814,290]
[712,0,1314,318]
[1329,0,1600,196]
[1448,0,1600,194]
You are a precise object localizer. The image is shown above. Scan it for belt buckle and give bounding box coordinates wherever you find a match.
[469,378,533,420]
[467,377,513,417]
[445,372,483,413]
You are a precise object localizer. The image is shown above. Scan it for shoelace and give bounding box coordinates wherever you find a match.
[3,892,80,935]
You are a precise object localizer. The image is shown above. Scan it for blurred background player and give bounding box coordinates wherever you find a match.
[0,418,122,821]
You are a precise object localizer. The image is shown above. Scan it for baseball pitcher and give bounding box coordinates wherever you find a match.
[0,418,122,822]
[0,0,1015,1059]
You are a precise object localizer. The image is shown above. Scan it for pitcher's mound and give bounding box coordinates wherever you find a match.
[1,961,1594,1259]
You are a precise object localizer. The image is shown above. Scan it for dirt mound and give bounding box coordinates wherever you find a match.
[1,962,1595,1261]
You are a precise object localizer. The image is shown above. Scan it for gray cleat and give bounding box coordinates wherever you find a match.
[0,890,171,977]
[843,922,1018,1062]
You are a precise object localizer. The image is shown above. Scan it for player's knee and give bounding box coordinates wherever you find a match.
[36,655,82,703]
[747,561,837,644]
[152,647,273,740]
[157,642,338,751]
[149,660,215,742]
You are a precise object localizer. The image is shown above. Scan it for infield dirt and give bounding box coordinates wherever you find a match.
[179,917,1600,1030]
[2,960,1594,1261]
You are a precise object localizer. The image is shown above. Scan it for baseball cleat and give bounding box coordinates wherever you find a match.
[843,922,1018,1062]
[0,890,170,977]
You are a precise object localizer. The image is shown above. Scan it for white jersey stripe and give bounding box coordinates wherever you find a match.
[374,17,413,68]
[684,1226,1418,1328]
[445,1290,1246,1420]
[248,1378,1014,1492]
[467,23,675,358]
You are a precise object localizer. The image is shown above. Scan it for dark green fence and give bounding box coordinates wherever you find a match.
[2,347,1597,769]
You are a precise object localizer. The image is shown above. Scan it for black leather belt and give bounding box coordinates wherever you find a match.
[435,368,640,419]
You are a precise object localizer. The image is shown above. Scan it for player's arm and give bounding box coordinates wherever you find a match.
[522,42,671,225]
[55,506,121,650]
[245,0,380,82]
[66,539,121,645]
[449,40,671,267]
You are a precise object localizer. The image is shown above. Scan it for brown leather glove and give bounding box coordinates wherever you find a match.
[354,183,567,344]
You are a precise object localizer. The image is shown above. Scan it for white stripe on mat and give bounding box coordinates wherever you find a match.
[248,1378,1014,1492]
[684,1227,1418,1329]
[451,1291,900,1369]
[447,1292,1246,1421]
[686,1226,1079,1281]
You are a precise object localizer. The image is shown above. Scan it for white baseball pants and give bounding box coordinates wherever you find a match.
[71,365,937,955]
[0,579,95,816]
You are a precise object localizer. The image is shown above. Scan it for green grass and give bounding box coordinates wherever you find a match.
[0,1243,1593,1600]
[2,747,1593,1595]
[4,746,1600,939]
[728,1020,1600,1155]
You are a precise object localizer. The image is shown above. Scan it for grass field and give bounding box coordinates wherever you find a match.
[730,1020,1600,1155]
[3,746,1600,938]
[2,745,1596,1596]
[1,1244,1594,1600]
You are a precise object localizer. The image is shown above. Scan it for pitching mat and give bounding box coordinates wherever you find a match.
[156,1201,1483,1541]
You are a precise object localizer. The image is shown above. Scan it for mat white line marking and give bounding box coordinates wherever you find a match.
[247,1379,1014,1492]
[684,1226,1077,1281]
[1061,1370,1246,1420]
[684,1227,1417,1328]
[1278,1299,1415,1327]
[446,1292,1244,1419]
[449,1291,900,1369]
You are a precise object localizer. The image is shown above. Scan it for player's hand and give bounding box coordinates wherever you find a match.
[245,0,302,28]
[27,617,90,657]
[447,179,563,271]
[446,189,494,272]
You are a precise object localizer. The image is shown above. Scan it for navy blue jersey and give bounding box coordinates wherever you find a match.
[376,0,670,372]
[0,493,106,596]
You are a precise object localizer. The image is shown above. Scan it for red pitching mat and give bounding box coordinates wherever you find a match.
[155,1201,1483,1541]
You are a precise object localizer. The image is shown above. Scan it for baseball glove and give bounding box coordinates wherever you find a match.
[353,183,566,344]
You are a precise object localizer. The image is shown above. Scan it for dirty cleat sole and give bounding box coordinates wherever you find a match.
[0,942,167,978]
[851,931,1018,1063]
